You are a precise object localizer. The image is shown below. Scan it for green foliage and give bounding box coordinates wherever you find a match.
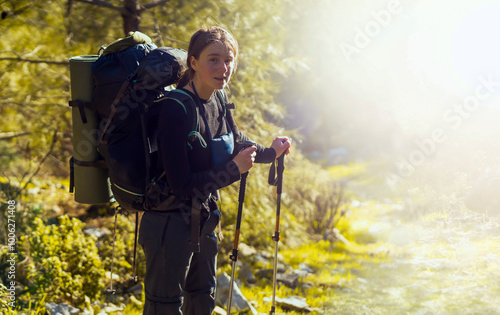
[0,282,11,311]
[19,215,105,308]
[0,284,47,315]
[1,0,72,184]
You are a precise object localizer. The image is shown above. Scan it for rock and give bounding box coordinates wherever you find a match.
[83,226,112,239]
[255,268,273,279]
[263,295,315,313]
[238,243,257,257]
[213,306,226,315]
[129,294,143,307]
[102,302,124,313]
[255,267,287,280]
[255,268,299,289]
[252,253,270,267]
[324,228,350,244]
[215,272,258,315]
[127,282,143,295]
[301,281,315,290]
[293,267,310,278]
[103,293,126,304]
[237,261,257,284]
[259,251,273,260]
[45,302,82,315]
[298,263,314,274]
[277,272,299,289]
[105,271,120,281]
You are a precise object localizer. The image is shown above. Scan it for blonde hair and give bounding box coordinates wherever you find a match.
[177,26,239,88]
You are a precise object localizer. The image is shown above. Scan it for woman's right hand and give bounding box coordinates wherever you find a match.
[232,146,257,174]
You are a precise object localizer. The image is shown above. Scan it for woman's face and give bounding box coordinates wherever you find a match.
[191,41,235,97]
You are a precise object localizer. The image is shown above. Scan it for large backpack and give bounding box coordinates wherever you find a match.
[70,31,200,212]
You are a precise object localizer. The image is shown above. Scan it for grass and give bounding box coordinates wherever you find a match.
[4,161,500,314]
[233,203,394,315]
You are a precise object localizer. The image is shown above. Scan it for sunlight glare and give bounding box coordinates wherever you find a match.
[452,4,500,95]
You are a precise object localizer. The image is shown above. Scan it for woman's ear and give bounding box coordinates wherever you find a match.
[190,56,198,71]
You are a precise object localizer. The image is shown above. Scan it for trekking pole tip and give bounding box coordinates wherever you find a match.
[106,288,117,295]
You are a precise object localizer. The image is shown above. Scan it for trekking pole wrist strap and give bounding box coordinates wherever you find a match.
[268,154,285,186]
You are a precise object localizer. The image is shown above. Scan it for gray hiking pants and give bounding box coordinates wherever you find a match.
[139,209,220,315]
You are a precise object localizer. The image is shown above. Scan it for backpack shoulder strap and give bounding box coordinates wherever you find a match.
[156,89,206,149]
[216,89,235,114]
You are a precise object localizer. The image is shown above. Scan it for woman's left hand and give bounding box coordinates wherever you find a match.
[271,136,292,158]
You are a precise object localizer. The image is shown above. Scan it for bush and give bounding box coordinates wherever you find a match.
[310,180,345,237]
[19,215,105,308]
[284,155,348,239]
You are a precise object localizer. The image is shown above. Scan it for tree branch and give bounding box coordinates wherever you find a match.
[0,131,32,141]
[142,0,169,11]
[0,57,69,65]
[1,0,36,19]
[162,35,188,46]
[73,0,127,14]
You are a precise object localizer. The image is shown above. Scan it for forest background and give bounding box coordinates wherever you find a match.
[2,0,500,314]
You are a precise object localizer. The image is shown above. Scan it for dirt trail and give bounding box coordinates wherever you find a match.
[332,200,500,314]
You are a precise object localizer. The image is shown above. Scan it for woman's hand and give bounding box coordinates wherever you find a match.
[271,136,292,158]
[232,146,257,174]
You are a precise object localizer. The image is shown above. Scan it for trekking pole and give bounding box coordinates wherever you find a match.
[107,206,120,295]
[268,153,285,315]
[227,141,255,314]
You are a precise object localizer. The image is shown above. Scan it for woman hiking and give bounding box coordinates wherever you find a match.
[138,26,292,315]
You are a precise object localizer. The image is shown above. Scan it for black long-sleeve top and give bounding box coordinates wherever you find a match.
[156,89,276,213]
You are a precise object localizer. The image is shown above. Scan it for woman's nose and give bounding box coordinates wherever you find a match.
[220,62,228,73]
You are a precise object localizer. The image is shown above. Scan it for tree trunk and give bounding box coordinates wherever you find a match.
[122,0,141,35]
[73,0,170,36]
